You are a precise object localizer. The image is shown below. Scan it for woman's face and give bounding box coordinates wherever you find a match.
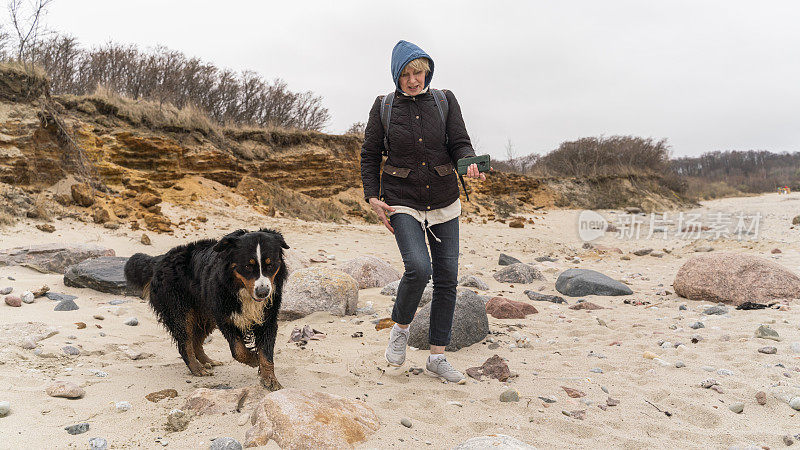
[399,66,426,96]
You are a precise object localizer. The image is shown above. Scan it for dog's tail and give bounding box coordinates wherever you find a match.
[124,253,158,299]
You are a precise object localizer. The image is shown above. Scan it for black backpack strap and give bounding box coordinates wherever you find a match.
[379,92,395,156]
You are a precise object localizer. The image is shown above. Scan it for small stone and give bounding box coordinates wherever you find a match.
[145,389,178,403]
[65,423,90,435]
[167,409,189,431]
[54,299,79,311]
[701,379,718,388]
[0,287,11,295]
[717,369,733,376]
[209,437,243,450]
[754,324,781,341]
[590,368,603,374]
[675,361,686,368]
[689,322,705,329]
[703,305,728,315]
[642,351,658,359]
[728,402,744,414]
[678,304,687,311]
[790,397,800,411]
[124,349,144,360]
[538,396,556,403]
[606,397,619,406]
[89,437,108,450]
[401,417,412,428]
[93,315,104,320]
[124,317,139,326]
[701,365,715,372]
[4,295,21,307]
[46,381,85,399]
[562,409,586,420]
[108,299,127,305]
[756,391,767,405]
[115,401,131,412]
[20,291,34,304]
[63,345,80,356]
[758,346,777,354]
[710,385,724,394]
[499,388,520,402]
[601,386,609,394]
[783,435,794,446]
[561,386,586,398]
[141,234,152,245]
[0,401,9,417]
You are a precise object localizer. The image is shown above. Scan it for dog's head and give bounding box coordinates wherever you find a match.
[214,228,289,304]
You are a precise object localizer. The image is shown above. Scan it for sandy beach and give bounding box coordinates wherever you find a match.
[1,191,799,449]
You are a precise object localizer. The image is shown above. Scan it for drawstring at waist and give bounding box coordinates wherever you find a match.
[422,220,442,243]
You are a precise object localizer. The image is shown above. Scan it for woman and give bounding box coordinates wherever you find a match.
[360,40,485,383]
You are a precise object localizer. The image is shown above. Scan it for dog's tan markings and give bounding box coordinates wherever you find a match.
[233,338,258,367]
[230,288,266,331]
[268,265,280,284]
[264,258,271,265]
[249,259,255,265]
[233,270,256,295]
[184,310,211,376]
[258,353,282,391]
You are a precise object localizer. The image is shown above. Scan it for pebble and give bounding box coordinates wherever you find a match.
[689,322,705,329]
[710,385,724,394]
[124,317,139,326]
[756,391,766,405]
[653,358,672,367]
[660,342,672,348]
[783,435,794,446]
[21,337,37,349]
[606,397,619,406]
[717,369,733,376]
[790,397,800,411]
[703,304,728,315]
[401,417,412,428]
[701,366,715,372]
[46,381,85,399]
[65,423,90,435]
[729,402,744,414]
[0,401,9,417]
[0,287,11,295]
[447,401,464,407]
[538,396,556,403]
[210,437,243,450]
[54,299,79,311]
[63,345,80,356]
[758,346,777,354]
[21,291,34,304]
[167,409,189,431]
[115,401,131,412]
[90,369,109,377]
[499,388,520,402]
[754,324,781,341]
[93,315,104,320]
[562,409,586,420]
[89,437,108,450]
[675,361,686,368]
[642,351,658,359]
[590,368,603,373]
[4,295,21,307]
[701,379,718,388]
[108,299,128,305]
[678,304,687,311]
[601,386,609,394]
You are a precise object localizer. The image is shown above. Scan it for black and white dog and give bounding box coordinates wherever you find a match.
[124,228,289,390]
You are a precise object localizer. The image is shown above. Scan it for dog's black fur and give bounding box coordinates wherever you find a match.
[124,228,289,390]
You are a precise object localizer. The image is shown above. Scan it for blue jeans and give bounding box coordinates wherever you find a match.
[389,213,459,347]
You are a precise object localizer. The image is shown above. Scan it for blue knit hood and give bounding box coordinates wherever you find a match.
[391,40,434,93]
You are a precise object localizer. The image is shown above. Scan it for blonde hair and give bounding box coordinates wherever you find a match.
[402,57,430,75]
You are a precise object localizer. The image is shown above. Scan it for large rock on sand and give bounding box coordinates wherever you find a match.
[0,243,115,274]
[493,263,545,284]
[555,268,633,297]
[408,289,489,351]
[64,256,136,295]
[674,253,800,306]
[280,267,358,320]
[244,388,380,449]
[485,296,538,319]
[339,255,400,289]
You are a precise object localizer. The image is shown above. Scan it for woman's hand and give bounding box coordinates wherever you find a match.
[369,198,395,233]
[466,163,486,181]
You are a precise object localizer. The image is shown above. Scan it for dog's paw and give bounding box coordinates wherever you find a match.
[260,376,283,391]
[190,365,213,377]
[207,359,224,367]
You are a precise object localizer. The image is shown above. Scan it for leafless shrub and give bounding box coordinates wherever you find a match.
[536,135,670,178]
[345,121,365,136]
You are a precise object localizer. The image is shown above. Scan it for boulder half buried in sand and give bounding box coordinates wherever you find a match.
[279,267,358,320]
[408,289,489,351]
[64,256,137,295]
[555,268,632,297]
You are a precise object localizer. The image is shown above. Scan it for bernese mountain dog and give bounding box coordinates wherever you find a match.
[124,228,289,390]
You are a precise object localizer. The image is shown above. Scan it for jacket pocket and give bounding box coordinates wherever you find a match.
[433,162,454,176]
[383,164,411,178]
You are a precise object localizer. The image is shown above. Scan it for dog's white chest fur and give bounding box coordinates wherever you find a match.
[231,288,268,331]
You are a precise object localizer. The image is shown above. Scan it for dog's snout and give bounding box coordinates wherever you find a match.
[254,283,271,299]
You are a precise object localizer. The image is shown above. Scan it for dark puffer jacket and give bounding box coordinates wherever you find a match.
[361,40,476,211]
[360,89,476,211]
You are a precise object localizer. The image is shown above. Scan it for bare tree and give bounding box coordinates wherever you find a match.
[345,121,365,136]
[8,0,53,66]
[504,138,516,162]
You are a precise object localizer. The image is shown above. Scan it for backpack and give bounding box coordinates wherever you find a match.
[378,89,470,201]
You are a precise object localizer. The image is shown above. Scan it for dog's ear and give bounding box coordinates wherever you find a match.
[214,229,247,252]
[259,228,290,249]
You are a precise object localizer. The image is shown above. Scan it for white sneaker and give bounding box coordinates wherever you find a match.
[426,355,466,384]
[385,324,409,366]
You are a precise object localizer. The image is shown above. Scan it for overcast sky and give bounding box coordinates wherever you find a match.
[42,0,800,160]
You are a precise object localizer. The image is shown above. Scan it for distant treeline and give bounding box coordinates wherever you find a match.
[3,33,330,131]
[672,150,800,193]
[494,136,800,199]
